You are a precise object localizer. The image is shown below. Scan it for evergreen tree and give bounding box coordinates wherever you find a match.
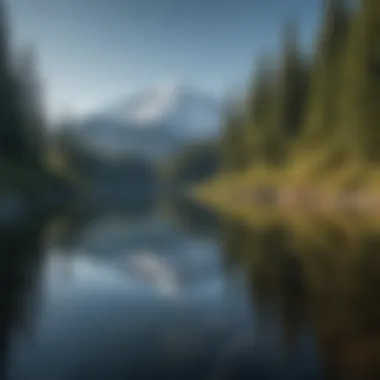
[270,21,310,164]
[0,0,25,162]
[0,0,47,166]
[337,0,380,163]
[247,55,274,125]
[220,103,248,172]
[277,22,310,139]
[243,22,310,167]
[300,0,351,152]
[245,55,276,165]
[15,47,48,167]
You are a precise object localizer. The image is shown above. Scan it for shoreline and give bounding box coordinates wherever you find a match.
[194,185,380,215]
[238,187,380,212]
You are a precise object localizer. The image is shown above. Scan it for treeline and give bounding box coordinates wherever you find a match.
[0,1,47,168]
[163,140,220,189]
[53,119,221,192]
[220,0,379,186]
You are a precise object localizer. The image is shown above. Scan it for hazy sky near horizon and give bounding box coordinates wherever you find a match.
[8,0,323,122]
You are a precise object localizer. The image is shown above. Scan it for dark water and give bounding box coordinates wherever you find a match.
[2,198,379,379]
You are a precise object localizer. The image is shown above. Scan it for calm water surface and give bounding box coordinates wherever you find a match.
[3,199,373,379]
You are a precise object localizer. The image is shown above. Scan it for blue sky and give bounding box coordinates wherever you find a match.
[8,0,323,122]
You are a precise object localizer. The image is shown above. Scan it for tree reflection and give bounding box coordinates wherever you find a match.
[220,212,380,379]
[162,197,220,237]
[0,224,46,379]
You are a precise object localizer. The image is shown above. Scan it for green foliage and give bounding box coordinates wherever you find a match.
[337,0,380,163]
[0,2,45,166]
[0,1,72,197]
[293,0,352,174]
[219,18,311,170]
[220,104,249,171]
[215,0,380,187]
[245,55,277,164]
[303,0,351,141]
[276,22,310,143]
[14,47,48,167]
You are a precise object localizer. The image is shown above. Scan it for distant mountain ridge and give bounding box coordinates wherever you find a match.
[68,83,223,160]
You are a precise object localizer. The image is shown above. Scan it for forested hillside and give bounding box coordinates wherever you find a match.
[197,0,380,212]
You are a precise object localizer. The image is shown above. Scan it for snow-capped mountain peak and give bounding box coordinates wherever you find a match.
[70,82,223,160]
[104,82,222,134]
[120,83,183,124]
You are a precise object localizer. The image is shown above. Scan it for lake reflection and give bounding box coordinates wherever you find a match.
[5,202,379,379]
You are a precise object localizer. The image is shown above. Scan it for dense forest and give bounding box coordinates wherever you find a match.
[0,0,73,204]
[54,123,220,197]
[199,0,380,210]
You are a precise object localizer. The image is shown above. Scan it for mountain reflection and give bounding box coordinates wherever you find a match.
[5,199,380,379]
[50,199,224,300]
[221,211,380,379]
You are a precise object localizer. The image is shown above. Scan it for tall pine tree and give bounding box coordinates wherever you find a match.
[245,55,276,165]
[337,0,380,163]
[220,104,247,172]
[271,21,310,163]
[15,47,48,167]
[299,0,351,154]
[0,0,47,166]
